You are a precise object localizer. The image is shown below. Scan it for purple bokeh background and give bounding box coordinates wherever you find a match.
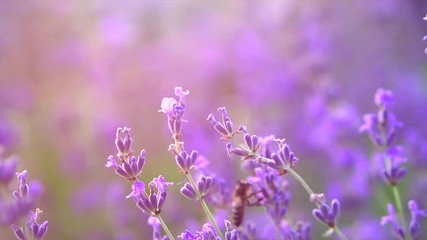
[1,1,426,239]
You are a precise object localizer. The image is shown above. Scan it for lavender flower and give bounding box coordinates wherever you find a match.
[11,208,48,240]
[175,150,198,174]
[180,182,197,201]
[380,203,406,239]
[207,107,236,138]
[269,138,299,175]
[360,88,402,149]
[1,170,44,226]
[159,87,190,140]
[106,127,146,181]
[408,200,427,240]
[197,175,213,199]
[126,176,173,216]
[312,199,341,228]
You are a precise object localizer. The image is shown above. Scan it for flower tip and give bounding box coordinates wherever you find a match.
[174,87,190,97]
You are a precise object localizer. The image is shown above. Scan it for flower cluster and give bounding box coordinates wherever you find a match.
[106,127,146,181]
[12,209,48,240]
[0,149,48,239]
[97,86,426,240]
[360,88,406,186]
[361,88,427,239]
[126,176,173,216]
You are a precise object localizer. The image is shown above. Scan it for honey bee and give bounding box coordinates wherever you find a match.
[231,180,264,227]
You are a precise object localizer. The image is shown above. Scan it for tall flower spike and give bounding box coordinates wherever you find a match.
[106,127,145,181]
[360,88,402,149]
[13,171,30,200]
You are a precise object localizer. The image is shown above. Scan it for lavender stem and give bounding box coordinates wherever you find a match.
[157,214,176,240]
[187,173,224,239]
[392,185,407,236]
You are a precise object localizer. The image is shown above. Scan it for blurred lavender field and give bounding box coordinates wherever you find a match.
[1,1,427,239]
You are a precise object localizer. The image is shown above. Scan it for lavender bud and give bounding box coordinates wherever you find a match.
[197,176,213,198]
[218,107,234,133]
[226,142,249,157]
[180,182,197,200]
[207,114,229,136]
[313,209,326,223]
[12,225,26,240]
[36,221,48,239]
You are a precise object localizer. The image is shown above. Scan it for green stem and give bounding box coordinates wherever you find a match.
[287,168,315,196]
[334,226,349,240]
[392,185,407,235]
[187,173,224,239]
[157,214,176,240]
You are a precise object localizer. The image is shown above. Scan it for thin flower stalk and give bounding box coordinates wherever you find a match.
[160,87,224,239]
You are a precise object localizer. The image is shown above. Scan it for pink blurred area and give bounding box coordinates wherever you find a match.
[1,1,426,239]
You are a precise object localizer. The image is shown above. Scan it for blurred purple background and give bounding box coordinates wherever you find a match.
[1,1,426,239]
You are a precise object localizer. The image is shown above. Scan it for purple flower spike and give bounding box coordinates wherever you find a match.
[207,107,237,138]
[360,88,402,149]
[408,200,427,240]
[106,128,146,181]
[14,170,30,200]
[115,127,133,160]
[175,150,198,174]
[268,139,299,174]
[180,182,197,200]
[11,209,48,240]
[0,154,18,185]
[197,175,213,198]
[159,87,189,139]
[312,199,341,228]
[244,134,260,153]
[128,176,172,216]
